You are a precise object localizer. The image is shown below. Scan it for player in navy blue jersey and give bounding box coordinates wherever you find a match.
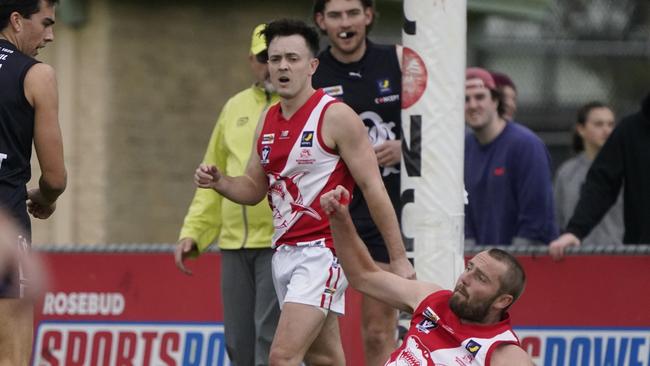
[0,0,66,363]
[312,1,414,364]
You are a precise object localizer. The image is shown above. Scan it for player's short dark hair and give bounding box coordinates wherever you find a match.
[262,19,320,58]
[572,101,611,153]
[487,248,526,304]
[0,0,58,31]
[312,0,375,34]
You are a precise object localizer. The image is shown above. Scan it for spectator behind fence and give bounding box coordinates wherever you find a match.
[554,102,623,248]
[312,0,409,364]
[464,68,557,246]
[550,93,650,259]
[491,71,517,121]
[1,0,67,364]
[174,24,281,365]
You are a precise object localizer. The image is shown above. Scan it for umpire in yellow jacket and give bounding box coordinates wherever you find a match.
[174,24,280,366]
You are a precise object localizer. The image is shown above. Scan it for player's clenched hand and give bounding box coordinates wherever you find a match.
[174,237,198,275]
[374,140,401,167]
[26,188,56,219]
[194,163,222,189]
[320,185,351,217]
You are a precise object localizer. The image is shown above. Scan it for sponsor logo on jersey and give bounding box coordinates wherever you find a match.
[296,149,315,165]
[377,78,393,95]
[465,339,482,357]
[493,167,506,176]
[374,94,400,105]
[301,131,314,147]
[280,130,290,139]
[322,85,344,97]
[262,133,275,145]
[236,116,249,126]
[261,146,271,165]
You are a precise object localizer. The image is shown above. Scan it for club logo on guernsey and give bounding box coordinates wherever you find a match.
[296,149,315,165]
[261,146,271,165]
[269,171,321,229]
[301,131,314,147]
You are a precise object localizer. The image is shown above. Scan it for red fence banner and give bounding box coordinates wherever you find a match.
[32,251,650,366]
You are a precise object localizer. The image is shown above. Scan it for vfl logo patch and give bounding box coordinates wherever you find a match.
[415,319,437,334]
[262,133,275,145]
[301,131,314,147]
[377,78,393,95]
[261,146,271,165]
[465,339,482,357]
[322,85,344,97]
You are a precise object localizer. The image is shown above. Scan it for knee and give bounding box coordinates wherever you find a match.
[363,323,396,351]
[304,350,345,366]
[269,347,301,366]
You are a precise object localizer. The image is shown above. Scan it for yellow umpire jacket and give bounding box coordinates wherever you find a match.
[179,85,279,252]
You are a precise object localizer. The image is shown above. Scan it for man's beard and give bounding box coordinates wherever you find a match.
[448,289,498,323]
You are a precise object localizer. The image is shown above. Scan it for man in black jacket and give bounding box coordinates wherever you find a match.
[550,93,650,258]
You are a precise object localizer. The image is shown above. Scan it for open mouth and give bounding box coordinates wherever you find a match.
[338,31,356,40]
[278,76,290,85]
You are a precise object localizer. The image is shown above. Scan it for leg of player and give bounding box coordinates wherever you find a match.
[304,311,345,365]
[0,299,33,365]
[269,302,340,366]
[362,263,398,365]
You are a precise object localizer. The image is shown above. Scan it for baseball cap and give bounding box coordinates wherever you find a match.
[465,67,496,91]
[250,23,267,55]
[491,71,517,91]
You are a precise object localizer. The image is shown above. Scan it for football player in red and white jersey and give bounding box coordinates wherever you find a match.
[321,185,534,366]
[194,19,414,365]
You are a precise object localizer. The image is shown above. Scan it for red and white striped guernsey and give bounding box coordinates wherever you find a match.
[257,89,355,249]
[386,290,520,366]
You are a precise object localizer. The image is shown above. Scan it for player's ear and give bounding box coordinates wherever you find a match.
[493,293,513,311]
[309,57,319,76]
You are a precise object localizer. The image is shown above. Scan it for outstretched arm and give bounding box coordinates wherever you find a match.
[322,186,439,313]
[322,103,415,279]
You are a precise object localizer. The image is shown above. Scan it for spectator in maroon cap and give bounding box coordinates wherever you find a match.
[464,67,558,246]
[491,71,517,121]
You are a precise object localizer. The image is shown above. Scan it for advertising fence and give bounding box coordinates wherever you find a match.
[32,245,650,366]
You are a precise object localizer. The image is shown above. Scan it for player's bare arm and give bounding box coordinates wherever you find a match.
[25,63,67,218]
[321,103,416,279]
[194,109,269,205]
[322,186,439,313]
[490,343,534,365]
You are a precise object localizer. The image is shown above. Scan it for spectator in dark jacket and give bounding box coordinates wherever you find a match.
[550,93,650,259]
